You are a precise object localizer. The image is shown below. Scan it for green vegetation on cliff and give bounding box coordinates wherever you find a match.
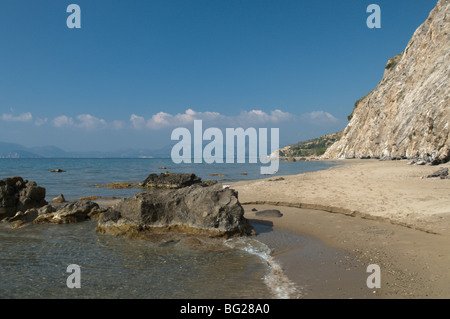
[280,132,343,157]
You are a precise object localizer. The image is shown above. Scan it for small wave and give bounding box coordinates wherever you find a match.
[224,237,301,299]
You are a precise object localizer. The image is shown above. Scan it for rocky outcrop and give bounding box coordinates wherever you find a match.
[51,194,66,203]
[425,167,449,179]
[139,172,216,189]
[33,201,103,224]
[4,205,55,228]
[97,184,254,238]
[324,0,450,164]
[0,176,47,220]
[2,199,104,228]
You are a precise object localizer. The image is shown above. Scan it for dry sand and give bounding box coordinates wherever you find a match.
[232,159,450,298]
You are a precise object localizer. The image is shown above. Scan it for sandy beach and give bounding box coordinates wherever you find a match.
[232,159,450,298]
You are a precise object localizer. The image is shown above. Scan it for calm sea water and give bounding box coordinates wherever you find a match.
[0,158,337,299]
[0,158,337,201]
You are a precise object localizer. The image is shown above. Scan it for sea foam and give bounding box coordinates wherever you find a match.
[224,237,301,299]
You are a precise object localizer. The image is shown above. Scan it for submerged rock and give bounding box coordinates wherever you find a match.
[255,210,283,218]
[97,184,254,238]
[0,176,47,220]
[50,169,66,173]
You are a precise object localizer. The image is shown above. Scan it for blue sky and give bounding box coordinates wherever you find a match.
[0,0,438,152]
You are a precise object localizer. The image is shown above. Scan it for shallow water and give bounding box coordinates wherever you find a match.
[0,221,275,299]
[0,158,337,299]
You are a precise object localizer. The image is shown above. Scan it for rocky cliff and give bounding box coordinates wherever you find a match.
[324,0,449,164]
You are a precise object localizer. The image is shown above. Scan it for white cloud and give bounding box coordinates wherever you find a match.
[147,112,172,129]
[17,109,341,133]
[302,111,339,123]
[237,109,291,125]
[53,115,74,128]
[146,109,222,130]
[76,114,107,130]
[131,108,291,130]
[130,114,146,130]
[1,112,33,122]
[52,114,107,130]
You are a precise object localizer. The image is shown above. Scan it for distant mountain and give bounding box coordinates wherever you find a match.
[29,145,67,157]
[0,142,41,158]
[0,142,171,159]
[0,139,279,159]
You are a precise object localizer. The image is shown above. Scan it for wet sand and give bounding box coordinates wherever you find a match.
[245,204,450,298]
[233,160,450,299]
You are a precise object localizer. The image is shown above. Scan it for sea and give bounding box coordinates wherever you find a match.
[0,158,337,299]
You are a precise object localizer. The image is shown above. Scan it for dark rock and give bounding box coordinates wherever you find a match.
[97,184,254,238]
[0,176,47,220]
[34,201,102,224]
[430,159,442,166]
[251,208,258,212]
[139,173,203,189]
[268,177,285,182]
[255,209,283,218]
[426,168,449,179]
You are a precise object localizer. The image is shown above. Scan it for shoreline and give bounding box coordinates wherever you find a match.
[232,159,450,298]
[86,159,450,298]
[232,159,450,234]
